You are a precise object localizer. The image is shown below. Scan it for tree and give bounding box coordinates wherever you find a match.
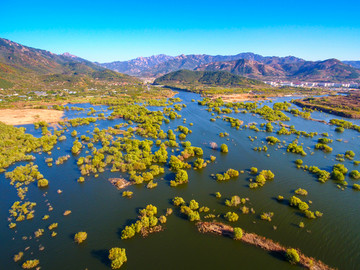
[331,170,345,181]
[220,144,229,153]
[171,169,188,186]
[350,170,360,179]
[224,212,239,222]
[37,178,49,188]
[233,227,243,240]
[250,167,258,174]
[158,215,167,224]
[74,232,87,244]
[285,248,300,264]
[173,197,185,206]
[121,226,135,240]
[189,199,199,210]
[333,164,348,174]
[260,170,275,180]
[109,248,127,269]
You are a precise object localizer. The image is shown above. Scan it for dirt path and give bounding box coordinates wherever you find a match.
[0,109,64,125]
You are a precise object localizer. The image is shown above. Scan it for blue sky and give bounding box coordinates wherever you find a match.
[1,0,360,62]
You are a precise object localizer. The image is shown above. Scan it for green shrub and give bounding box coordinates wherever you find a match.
[233,227,243,240]
[286,248,300,264]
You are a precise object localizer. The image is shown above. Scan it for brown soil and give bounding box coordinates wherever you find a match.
[0,109,64,125]
[140,225,163,237]
[196,221,335,270]
[108,178,132,190]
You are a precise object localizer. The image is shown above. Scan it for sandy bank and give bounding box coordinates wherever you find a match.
[0,109,64,125]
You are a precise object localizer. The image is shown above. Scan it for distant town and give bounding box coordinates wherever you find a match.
[265,81,359,90]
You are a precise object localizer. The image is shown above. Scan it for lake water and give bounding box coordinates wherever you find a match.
[1,90,360,270]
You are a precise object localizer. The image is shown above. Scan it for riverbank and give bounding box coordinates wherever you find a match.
[0,109,64,125]
[293,94,360,119]
[196,221,335,270]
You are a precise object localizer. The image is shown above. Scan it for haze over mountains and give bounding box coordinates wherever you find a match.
[101,53,360,82]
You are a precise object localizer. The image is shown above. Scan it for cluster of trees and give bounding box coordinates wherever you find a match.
[277,125,317,138]
[71,140,83,155]
[287,140,307,156]
[55,155,70,165]
[193,158,207,169]
[48,223,58,230]
[294,188,308,196]
[331,164,348,182]
[170,169,188,187]
[22,259,40,269]
[350,170,360,179]
[216,168,239,181]
[289,108,311,119]
[225,195,247,207]
[172,197,201,221]
[62,117,97,127]
[122,191,133,197]
[223,117,243,129]
[329,118,360,133]
[13,251,24,262]
[121,204,165,239]
[260,212,274,222]
[266,136,280,145]
[289,196,323,219]
[5,163,49,206]
[253,105,290,122]
[315,143,333,153]
[307,165,330,183]
[0,122,58,171]
[9,201,36,222]
[224,211,239,222]
[180,144,204,159]
[108,248,127,269]
[345,150,355,160]
[249,170,275,189]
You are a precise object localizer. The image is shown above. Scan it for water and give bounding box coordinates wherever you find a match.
[1,90,359,269]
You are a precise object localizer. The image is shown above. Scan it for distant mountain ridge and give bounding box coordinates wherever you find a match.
[100,52,305,77]
[343,61,360,69]
[100,54,175,76]
[100,53,360,82]
[0,38,139,89]
[195,58,360,82]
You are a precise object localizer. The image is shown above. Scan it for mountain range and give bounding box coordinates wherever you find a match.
[0,38,139,90]
[0,37,359,91]
[101,53,360,83]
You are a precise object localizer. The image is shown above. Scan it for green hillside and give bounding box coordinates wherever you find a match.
[0,38,140,90]
[154,70,266,88]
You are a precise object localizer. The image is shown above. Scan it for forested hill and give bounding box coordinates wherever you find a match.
[154,70,266,88]
[0,38,140,90]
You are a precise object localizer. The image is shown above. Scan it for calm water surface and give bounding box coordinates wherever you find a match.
[1,91,359,270]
